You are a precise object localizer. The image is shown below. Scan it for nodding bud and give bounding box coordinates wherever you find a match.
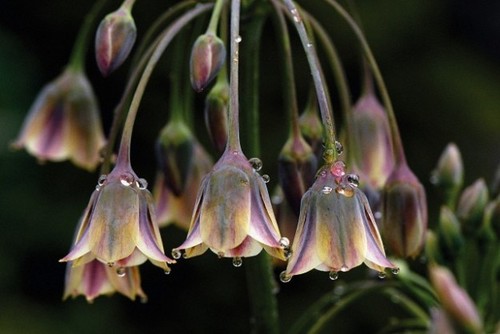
[437,206,464,261]
[349,91,394,189]
[190,33,226,92]
[483,197,500,241]
[430,143,463,205]
[429,265,483,333]
[204,81,229,154]
[95,2,137,76]
[456,179,489,233]
[278,135,318,216]
[298,98,323,159]
[382,163,428,258]
[156,120,194,196]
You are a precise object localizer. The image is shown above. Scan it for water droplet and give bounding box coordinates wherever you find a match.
[391,267,400,275]
[217,251,225,258]
[322,186,333,194]
[284,248,292,259]
[136,178,148,190]
[95,185,101,191]
[232,150,239,155]
[171,249,182,259]
[307,43,313,48]
[249,157,263,171]
[235,35,242,43]
[140,295,148,303]
[429,172,439,185]
[279,271,292,283]
[336,186,354,198]
[116,267,126,277]
[98,175,107,186]
[290,8,301,23]
[120,172,135,186]
[164,269,171,275]
[346,174,359,187]
[232,257,243,267]
[378,271,386,279]
[107,262,115,267]
[279,237,290,248]
[374,211,382,220]
[262,174,270,183]
[340,265,349,272]
[329,271,339,280]
[335,141,343,155]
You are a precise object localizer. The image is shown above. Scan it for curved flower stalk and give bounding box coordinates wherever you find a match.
[12,68,105,171]
[154,140,213,230]
[282,161,397,282]
[173,151,288,262]
[60,161,175,272]
[63,259,146,303]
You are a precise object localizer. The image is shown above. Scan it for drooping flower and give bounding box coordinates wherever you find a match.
[12,68,106,171]
[282,161,397,282]
[60,162,174,272]
[95,0,137,76]
[173,149,288,263]
[190,33,226,92]
[154,141,213,230]
[63,260,146,303]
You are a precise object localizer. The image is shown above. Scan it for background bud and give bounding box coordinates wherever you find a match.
[456,179,489,232]
[298,96,323,159]
[204,81,229,154]
[431,143,464,206]
[437,206,464,261]
[382,163,428,258]
[190,33,226,92]
[95,2,136,76]
[156,120,194,196]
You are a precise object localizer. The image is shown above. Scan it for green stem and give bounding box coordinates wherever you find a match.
[207,0,226,34]
[270,0,300,139]
[382,288,430,323]
[67,0,108,71]
[121,0,135,11]
[168,29,187,123]
[282,0,336,164]
[115,4,213,168]
[324,0,407,165]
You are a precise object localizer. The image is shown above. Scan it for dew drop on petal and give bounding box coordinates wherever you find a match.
[120,172,135,186]
[329,271,339,280]
[391,267,400,275]
[164,269,171,275]
[217,251,225,258]
[249,157,263,171]
[107,262,115,267]
[284,248,292,259]
[136,178,148,190]
[232,257,243,267]
[171,249,182,259]
[346,174,359,187]
[378,271,386,279]
[279,271,292,283]
[322,186,333,194]
[95,185,101,191]
[98,175,107,186]
[340,265,349,272]
[262,174,270,183]
[279,237,290,248]
[116,267,126,277]
[335,140,344,155]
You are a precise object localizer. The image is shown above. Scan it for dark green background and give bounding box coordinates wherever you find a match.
[0,0,499,333]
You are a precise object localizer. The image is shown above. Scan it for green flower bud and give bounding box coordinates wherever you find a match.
[425,230,443,264]
[95,2,137,76]
[204,81,229,154]
[431,143,463,206]
[482,197,500,241]
[438,206,464,261]
[298,94,323,158]
[190,33,226,92]
[156,120,195,196]
[456,179,489,233]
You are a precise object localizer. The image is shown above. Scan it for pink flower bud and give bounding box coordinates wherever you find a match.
[95,3,136,76]
[431,143,464,205]
[190,33,226,92]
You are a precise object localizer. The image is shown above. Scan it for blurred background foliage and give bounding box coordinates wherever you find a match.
[0,0,499,333]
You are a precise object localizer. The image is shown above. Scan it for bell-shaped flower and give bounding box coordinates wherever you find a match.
[173,149,288,264]
[12,68,106,171]
[154,141,213,230]
[63,259,146,303]
[95,0,137,76]
[60,162,174,272]
[381,162,428,258]
[190,33,226,92]
[281,161,397,282]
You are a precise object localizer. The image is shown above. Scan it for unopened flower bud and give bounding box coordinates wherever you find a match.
[429,265,483,333]
[483,197,500,241]
[95,1,137,76]
[349,91,394,188]
[156,120,195,196]
[425,230,442,264]
[456,179,489,233]
[299,96,323,158]
[204,81,229,154]
[438,206,464,260]
[190,33,226,92]
[382,163,428,258]
[430,143,463,206]
[278,135,317,216]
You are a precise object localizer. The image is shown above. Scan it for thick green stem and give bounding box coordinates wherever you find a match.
[168,29,187,123]
[67,0,108,71]
[324,0,407,165]
[115,4,212,168]
[282,0,337,164]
